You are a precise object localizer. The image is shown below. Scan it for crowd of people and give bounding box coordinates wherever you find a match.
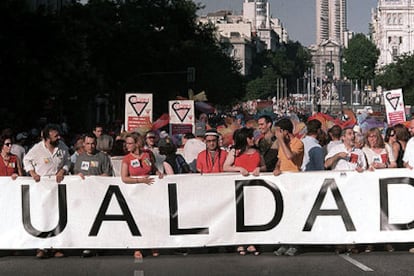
[1,108,413,259]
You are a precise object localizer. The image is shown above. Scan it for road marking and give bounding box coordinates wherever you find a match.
[339,254,374,272]
[134,270,144,276]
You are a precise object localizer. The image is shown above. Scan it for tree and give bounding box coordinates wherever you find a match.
[0,0,244,130]
[244,41,312,100]
[376,54,414,105]
[342,33,379,80]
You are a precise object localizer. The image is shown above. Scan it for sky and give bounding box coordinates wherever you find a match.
[197,0,378,46]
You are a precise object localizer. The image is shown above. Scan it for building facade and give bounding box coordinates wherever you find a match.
[316,0,347,46]
[371,0,414,67]
[313,0,348,81]
[198,0,288,76]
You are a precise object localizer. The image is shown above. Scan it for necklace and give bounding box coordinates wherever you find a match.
[1,153,9,161]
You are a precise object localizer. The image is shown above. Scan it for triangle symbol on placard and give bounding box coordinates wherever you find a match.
[385,93,400,111]
[129,95,148,116]
[172,102,190,122]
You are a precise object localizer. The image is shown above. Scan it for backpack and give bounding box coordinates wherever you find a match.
[175,154,191,174]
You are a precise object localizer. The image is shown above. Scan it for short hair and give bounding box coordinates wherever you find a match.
[341,127,354,137]
[82,132,97,141]
[258,115,273,125]
[42,124,61,140]
[329,125,342,139]
[275,118,293,134]
[306,119,322,135]
[183,132,195,139]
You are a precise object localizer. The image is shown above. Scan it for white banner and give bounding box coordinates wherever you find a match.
[383,88,406,125]
[2,169,414,249]
[125,93,153,131]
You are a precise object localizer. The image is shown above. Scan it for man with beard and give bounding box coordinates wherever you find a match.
[272,118,304,257]
[23,124,71,259]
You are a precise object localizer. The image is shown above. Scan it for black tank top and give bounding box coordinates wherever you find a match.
[396,140,404,168]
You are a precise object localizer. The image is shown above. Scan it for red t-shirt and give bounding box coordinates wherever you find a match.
[0,154,18,176]
[122,151,154,176]
[234,150,261,172]
[196,149,228,173]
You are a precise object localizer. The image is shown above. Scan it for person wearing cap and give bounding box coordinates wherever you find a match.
[196,129,228,173]
[183,122,206,172]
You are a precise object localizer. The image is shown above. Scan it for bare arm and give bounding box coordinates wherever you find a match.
[120,161,154,185]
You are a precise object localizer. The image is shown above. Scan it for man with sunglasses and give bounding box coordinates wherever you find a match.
[196,129,228,174]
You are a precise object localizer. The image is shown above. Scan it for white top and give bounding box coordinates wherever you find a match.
[403,137,414,167]
[301,135,323,171]
[325,143,367,171]
[326,140,342,154]
[183,138,205,172]
[23,140,71,176]
[362,143,395,166]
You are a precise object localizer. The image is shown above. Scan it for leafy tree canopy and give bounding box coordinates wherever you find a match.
[342,33,379,80]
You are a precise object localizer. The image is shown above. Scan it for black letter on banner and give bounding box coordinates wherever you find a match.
[235,179,283,232]
[168,183,209,235]
[380,177,414,230]
[89,185,140,236]
[303,178,355,231]
[21,184,68,238]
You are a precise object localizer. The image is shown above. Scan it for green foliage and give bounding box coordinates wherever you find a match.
[0,0,243,130]
[376,54,414,105]
[245,41,312,100]
[342,33,379,80]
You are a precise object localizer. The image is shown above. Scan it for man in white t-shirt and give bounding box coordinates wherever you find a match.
[325,127,366,171]
[183,122,206,172]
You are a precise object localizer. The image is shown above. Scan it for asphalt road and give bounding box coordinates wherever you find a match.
[0,247,413,276]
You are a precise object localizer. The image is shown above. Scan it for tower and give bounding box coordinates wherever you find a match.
[316,0,347,45]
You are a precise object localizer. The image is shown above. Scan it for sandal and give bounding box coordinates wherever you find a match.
[36,249,48,259]
[151,249,159,257]
[247,245,260,256]
[134,250,143,260]
[53,250,65,258]
[237,246,246,256]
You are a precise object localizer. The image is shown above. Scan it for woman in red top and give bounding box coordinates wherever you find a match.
[0,135,23,179]
[223,127,265,176]
[121,132,163,184]
[120,132,163,259]
[223,127,265,256]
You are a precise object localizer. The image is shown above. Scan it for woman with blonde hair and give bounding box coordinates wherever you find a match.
[120,132,163,259]
[363,127,396,170]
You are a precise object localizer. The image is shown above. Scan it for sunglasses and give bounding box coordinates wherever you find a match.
[4,143,12,147]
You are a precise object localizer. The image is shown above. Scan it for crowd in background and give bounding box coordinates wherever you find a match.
[0,103,413,259]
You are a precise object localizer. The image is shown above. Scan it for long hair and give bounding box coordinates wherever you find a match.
[365,127,385,149]
[394,123,410,142]
[233,127,254,155]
